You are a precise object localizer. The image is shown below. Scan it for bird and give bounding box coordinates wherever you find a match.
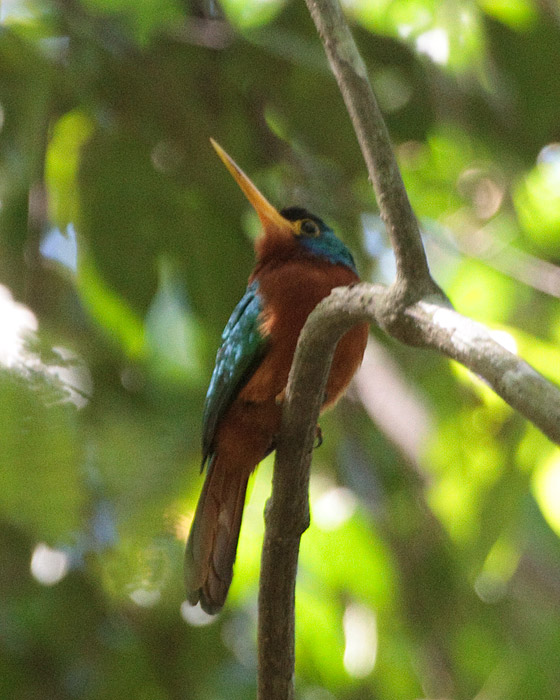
[184,139,368,614]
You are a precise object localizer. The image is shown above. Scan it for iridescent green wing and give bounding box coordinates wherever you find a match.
[201,280,267,468]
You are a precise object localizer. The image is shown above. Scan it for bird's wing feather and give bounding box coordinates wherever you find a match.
[201,280,267,467]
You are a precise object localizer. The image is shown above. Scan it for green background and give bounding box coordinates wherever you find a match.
[2,0,560,698]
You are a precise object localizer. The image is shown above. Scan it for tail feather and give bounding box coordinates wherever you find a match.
[185,456,249,615]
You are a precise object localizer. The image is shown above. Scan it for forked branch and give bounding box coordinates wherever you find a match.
[257,2,560,699]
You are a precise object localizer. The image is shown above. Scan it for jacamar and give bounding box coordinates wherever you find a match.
[185,140,368,614]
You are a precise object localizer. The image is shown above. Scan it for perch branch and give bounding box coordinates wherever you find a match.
[257,279,560,697]
[257,283,560,698]
[257,1,560,699]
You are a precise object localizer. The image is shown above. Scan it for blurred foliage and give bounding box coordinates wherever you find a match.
[1,0,560,698]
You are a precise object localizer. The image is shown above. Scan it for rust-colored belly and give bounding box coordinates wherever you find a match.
[215,258,368,473]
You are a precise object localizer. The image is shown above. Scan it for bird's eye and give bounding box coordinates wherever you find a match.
[300,219,320,236]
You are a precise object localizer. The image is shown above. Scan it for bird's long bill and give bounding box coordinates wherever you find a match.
[210,138,291,235]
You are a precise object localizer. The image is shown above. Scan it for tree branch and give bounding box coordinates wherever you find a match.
[257,1,560,698]
[257,285,560,697]
[303,0,437,298]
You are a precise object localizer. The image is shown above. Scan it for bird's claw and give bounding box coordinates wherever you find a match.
[314,425,323,449]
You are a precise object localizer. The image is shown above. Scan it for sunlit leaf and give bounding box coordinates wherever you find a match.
[77,253,146,359]
[145,257,207,386]
[220,0,287,30]
[478,0,538,30]
[0,370,83,541]
[532,449,560,536]
[346,0,486,73]
[45,110,94,228]
[514,153,560,255]
[449,260,517,323]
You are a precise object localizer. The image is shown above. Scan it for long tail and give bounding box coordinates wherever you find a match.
[184,455,249,615]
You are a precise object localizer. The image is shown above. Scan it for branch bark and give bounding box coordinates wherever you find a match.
[257,1,560,698]
[303,0,438,298]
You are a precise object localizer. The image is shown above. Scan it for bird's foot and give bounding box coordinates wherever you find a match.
[314,425,323,449]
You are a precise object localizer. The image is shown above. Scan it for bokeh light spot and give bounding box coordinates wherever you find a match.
[129,588,161,607]
[416,28,449,64]
[313,487,357,531]
[533,450,560,536]
[180,601,216,627]
[30,543,69,586]
[343,603,378,678]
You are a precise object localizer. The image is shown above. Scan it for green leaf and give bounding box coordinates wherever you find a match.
[80,0,184,45]
[0,370,82,542]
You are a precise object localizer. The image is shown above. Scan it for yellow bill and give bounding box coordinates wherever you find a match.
[210,138,294,235]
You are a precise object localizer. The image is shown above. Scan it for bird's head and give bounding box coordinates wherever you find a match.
[211,139,357,272]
